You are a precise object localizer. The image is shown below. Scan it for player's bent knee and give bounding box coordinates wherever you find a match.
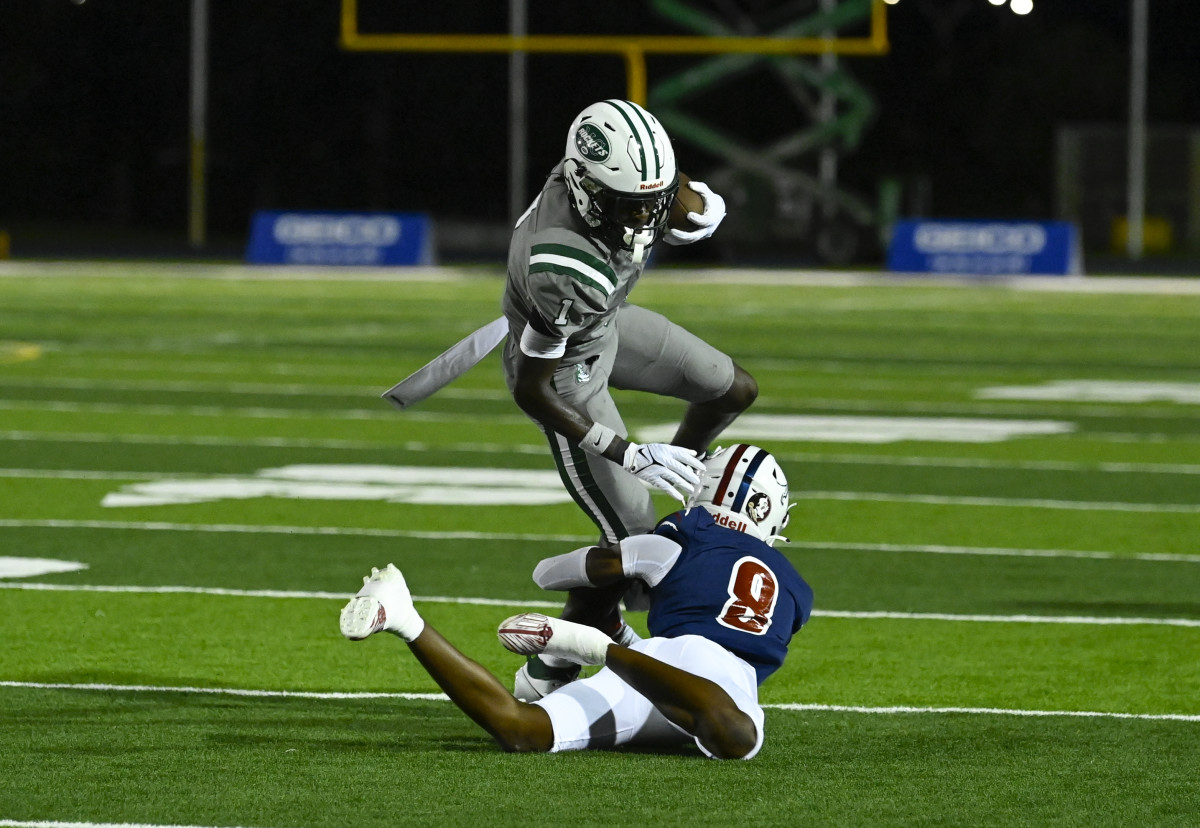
[722,366,758,413]
[697,707,759,760]
[490,703,555,754]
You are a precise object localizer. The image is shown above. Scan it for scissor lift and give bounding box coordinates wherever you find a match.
[648,0,891,265]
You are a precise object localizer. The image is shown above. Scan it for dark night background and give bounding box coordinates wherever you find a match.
[2,0,1197,263]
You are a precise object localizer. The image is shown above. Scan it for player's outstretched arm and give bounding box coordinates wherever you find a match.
[339,564,554,753]
[407,626,555,753]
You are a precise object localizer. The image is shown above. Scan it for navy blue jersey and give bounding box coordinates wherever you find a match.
[646,508,814,685]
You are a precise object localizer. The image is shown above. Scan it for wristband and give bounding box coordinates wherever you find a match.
[580,422,618,457]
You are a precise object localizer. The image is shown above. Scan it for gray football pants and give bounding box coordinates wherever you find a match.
[505,304,735,544]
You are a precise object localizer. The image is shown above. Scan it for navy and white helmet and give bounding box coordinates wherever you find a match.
[563,99,678,262]
[692,444,791,546]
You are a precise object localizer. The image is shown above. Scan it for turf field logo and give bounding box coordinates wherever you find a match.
[0,556,87,578]
[976,380,1200,404]
[0,341,42,364]
[101,465,576,508]
[575,124,611,162]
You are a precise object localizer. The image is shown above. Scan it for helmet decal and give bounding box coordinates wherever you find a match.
[574,123,611,163]
[747,492,771,524]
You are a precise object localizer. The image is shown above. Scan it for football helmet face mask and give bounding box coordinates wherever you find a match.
[690,444,791,546]
[563,99,679,262]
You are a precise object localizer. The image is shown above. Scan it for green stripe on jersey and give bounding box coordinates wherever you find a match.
[528,261,610,297]
[530,243,618,292]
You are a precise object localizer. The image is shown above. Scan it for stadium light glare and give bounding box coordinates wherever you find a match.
[987,0,1007,6]
[883,0,899,5]
[1010,0,1033,14]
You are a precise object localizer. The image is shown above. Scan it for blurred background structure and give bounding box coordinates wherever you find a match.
[2,0,1198,269]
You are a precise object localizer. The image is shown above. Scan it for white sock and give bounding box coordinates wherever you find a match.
[391,609,425,642]
[543,618,612,666]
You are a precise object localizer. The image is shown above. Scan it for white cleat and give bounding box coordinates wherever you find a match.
[340,564,424,642]
[497,612,611,666]
[339,595,389,640]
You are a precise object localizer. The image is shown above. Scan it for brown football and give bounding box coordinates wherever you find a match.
[669,172,704,231]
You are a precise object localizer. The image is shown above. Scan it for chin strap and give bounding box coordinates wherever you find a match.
[767,503,796,547]
[624,227,656,263]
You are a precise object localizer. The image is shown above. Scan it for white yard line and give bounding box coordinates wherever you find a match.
[0,816,264,820]
[0,681,1196,723]
[0,377,515,402]
[813,609,1200,628]
[0,431,545,454]
[767,703,1200,722]
[5,262,1200,294]
[787,540,1198,563]
[5,376,1199,417]
[0,376,383,396]
[0,399,527,424]
[2,581,1198,627]
[0,581,557,608]
[3,395,1198,426]
[0,519,591,543]
[1,519,1196,563]
[777,451,1200,476]
[5,470,1200,512]
[6,435,1200,475]
[794,490,1200,514]
[0,261,478,282]
[0,469,197,481]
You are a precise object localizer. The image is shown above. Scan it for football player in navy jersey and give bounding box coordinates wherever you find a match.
[339,445,813,760]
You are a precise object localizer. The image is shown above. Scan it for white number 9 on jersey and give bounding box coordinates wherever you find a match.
[716,556,779,635]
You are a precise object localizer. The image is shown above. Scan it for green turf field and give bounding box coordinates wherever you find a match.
[1,263,1198,827]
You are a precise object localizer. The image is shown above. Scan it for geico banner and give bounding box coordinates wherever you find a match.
[887,220,1082,276]
[245,211,435,266]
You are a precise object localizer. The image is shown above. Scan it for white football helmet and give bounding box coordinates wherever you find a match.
[563,99,679,262]
[691,444,791,546]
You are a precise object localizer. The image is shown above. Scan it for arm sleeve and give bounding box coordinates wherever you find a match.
[620,533,682,588]
[519,319,568,359]
[531,545,593,590]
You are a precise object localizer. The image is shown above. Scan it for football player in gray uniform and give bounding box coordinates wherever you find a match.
[500,99,758,698]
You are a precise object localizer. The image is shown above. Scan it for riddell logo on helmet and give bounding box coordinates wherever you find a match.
[712,512,749,533]
[638,182,665,190]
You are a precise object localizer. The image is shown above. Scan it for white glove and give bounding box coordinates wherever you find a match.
[622,442,705,504]
[664,180,726,245]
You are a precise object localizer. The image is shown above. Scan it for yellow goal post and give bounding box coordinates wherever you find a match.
[338,0,890,105]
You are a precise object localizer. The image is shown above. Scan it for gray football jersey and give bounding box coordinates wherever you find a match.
[502,162,646,363]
